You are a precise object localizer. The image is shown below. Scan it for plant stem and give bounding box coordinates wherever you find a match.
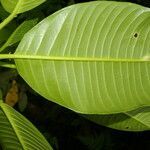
[0,0,23,30]
[0,61,16,69]
[0,12,17,30]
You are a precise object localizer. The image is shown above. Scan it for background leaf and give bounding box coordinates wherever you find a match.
[0,18,38,52]
[0,102,53,150]
[83,107,150,131]
[0,0,46,14]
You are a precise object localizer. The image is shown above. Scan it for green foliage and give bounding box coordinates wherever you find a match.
[0,0,150,149]
[0,18,38,52]
[14,1,150,115]
[1,0,46,14]
[83,107,150,131]
[0,102,52,149]
[0,0,46,30]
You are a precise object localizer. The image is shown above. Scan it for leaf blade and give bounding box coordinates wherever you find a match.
[14,1,150,114]
[83,107,150,131]
[0,102,53,150]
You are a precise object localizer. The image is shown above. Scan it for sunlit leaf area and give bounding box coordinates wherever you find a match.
[0,0,150,149]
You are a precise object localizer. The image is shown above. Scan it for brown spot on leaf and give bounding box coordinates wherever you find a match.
[134,33,138,38]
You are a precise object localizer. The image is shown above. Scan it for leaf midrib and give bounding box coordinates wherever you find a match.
[0,54,150,62]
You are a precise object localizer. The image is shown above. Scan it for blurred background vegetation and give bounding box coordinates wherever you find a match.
[0,0,150,149]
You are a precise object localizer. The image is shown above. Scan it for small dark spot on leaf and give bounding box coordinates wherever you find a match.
[134,33,138,38]
[126,126,129,129]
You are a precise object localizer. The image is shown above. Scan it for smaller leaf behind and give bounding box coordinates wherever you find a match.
[0,0,46,14]
[0,18,38,52]
[83,107,150,131]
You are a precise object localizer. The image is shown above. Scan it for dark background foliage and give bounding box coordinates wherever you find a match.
[0,0,150,150]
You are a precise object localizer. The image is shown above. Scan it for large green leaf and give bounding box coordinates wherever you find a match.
[0,101,53,150]
[14,1,150,114]
[83,107,150,131]
[1,0,46,14]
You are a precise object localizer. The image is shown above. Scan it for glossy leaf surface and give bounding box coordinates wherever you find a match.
[15,1,150,114]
